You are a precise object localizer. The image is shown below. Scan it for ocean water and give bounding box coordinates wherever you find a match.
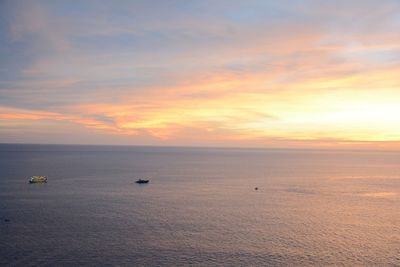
[1,144,400,266]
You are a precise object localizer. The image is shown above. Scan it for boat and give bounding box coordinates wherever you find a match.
[136,179,149,184]
[29,175,48,184]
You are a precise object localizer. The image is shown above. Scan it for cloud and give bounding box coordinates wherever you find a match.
[1,0,400,148]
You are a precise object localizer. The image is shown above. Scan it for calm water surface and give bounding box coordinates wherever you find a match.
[1,144,400,266]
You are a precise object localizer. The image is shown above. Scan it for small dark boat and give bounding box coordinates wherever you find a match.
[136,179,149,184]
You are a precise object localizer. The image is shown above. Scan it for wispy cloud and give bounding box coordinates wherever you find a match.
[1,0,400,148]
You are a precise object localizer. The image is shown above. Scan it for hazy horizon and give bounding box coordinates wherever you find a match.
[3,142,400,154]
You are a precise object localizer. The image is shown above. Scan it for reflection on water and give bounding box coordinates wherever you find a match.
[361,192,397,198]
[1,145,400,266]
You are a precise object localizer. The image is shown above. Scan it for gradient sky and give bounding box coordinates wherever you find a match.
[1,0,400,148]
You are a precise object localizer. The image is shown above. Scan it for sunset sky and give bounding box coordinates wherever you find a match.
[1,0,400,149]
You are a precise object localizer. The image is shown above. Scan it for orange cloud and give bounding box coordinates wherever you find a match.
[2,2,400,149]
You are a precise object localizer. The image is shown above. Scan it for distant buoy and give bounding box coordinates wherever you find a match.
[255,187,258,190]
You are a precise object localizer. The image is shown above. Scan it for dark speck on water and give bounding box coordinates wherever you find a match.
[1,144,400,266]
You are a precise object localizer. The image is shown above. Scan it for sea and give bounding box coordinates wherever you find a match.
[0,144,399,266]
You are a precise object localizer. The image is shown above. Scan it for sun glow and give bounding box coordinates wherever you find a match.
[1,1,400,148]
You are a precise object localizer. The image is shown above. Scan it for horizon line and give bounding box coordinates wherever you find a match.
[1,142,400,153]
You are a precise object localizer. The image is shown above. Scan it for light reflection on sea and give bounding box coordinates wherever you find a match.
[0,145,400,266]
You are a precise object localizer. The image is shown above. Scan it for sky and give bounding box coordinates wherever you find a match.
[1,0,400,149]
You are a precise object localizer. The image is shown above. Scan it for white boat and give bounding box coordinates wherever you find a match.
[29,176,48,183]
